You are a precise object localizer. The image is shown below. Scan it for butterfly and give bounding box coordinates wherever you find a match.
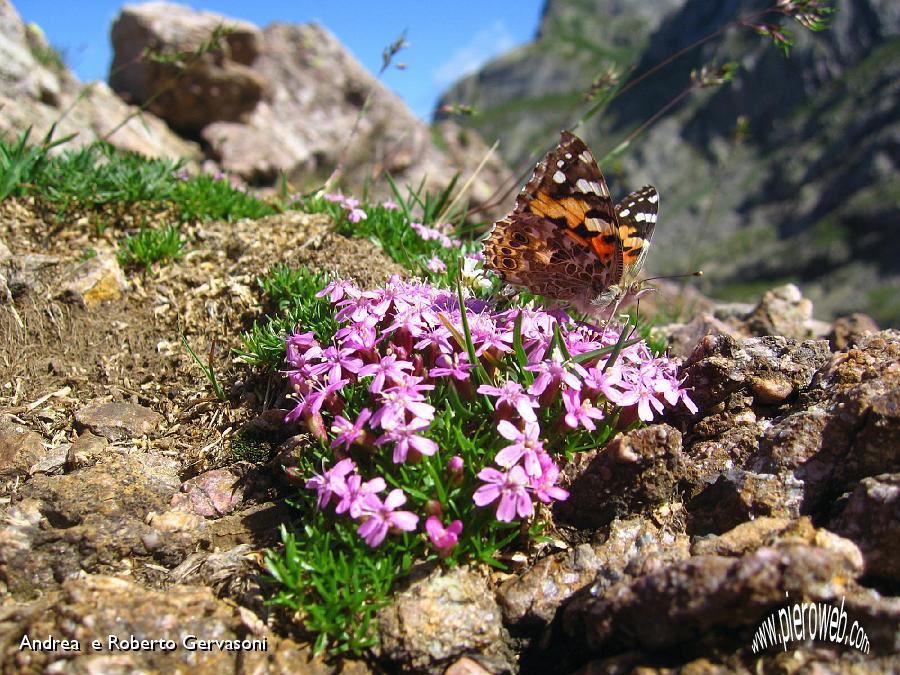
[483,130,658,319]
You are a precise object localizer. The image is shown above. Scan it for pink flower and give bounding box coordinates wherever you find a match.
[425,516,463,556]
[429,353,474,381]
[650,367,699,415]
[426,255,447,274]
[348,207,368,223]
[330,408,372,452]
[307,345,363,381]
[381,199,400,211]
[616,366,666,422]
[285,372,348,423]
[494,420,545,477]
[582,364,627,405]
[530,460,569,504]
[562,389,605,431]
[473,465,533,522]
[305,458,356,510]
[526,357,585,396]
[371,378,436,430]
[336,474,386,518]
[335,292,378,324]
[375,419,438,463]
[358,353,414,394]
[316,279,354,304]
[357,489,419,547]
[477,380,539,423]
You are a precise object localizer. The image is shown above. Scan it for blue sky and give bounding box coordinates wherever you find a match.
[14,0,545,120]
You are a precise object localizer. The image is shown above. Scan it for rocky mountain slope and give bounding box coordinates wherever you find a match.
[0,0,200,161]
[436,0,900,325]
[0,0,511,212]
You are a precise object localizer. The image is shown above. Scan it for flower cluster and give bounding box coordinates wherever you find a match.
[324,192,369,223]
[410,221,461,249]
[304,458,418,547]
[285,276,696,554]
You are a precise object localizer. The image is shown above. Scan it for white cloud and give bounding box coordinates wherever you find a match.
[434,20,516,86]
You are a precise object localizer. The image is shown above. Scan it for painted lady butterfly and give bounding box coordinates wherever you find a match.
[483,130,658,319]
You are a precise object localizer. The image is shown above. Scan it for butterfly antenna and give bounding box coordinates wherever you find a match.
[643,270,704,283]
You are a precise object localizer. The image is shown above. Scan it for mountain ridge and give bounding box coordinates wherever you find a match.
[436,0,900,325]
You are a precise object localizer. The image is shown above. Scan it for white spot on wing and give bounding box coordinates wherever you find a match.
[619,208,630,217]
[564,152,572,160]
[579,150,593,164]
[553,170,566,184]
[576,178,603,195]
[557,160,565,168]
[648,193,659,204]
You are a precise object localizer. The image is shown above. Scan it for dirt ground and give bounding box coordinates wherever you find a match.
[0,197,405,476]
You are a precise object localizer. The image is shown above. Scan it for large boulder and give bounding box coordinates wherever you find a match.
[0,0,199,160]
[104,3,513,205]
[108,2,266,134]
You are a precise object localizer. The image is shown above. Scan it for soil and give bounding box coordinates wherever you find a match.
[0,197,403,474]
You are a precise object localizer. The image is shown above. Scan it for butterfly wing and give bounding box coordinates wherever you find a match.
[484,131,623,299]
[613,186,658,285]
[483,211,613,304]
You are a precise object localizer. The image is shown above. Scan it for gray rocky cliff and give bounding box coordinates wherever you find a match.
[437,0,900,324]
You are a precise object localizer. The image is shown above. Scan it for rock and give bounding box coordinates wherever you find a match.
[102,1,516,203]
[561,543,864,656]
[660,312,745,359]
[679,334,831,412]
[375,566,507,674]
[108,2,266,134]
[59,252,128,307]
[751,330,900,511]
[0,1,200,161]
[169,467,246,517]
[206,501,293,550]
[28,444,68,475]
[691,517,864,573]
[744,284,822,340]
[198,19,513,204]
[829,474,900,583]
[169,544,253,587]
[556,424,684,530]
[676,392,764,491]
[830,312,880,350]
[168,543,267,616]
[4,575,285,673]
[1,253,62,302]
[686,469,804,535]
[444,657,494,675]
[498,517,689,627]
[147,508,206,536]
[0,415,47,485]
[21,450,180,523]
[0,452,186,595]
[65,430,109,471]
[74,399,165,441]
